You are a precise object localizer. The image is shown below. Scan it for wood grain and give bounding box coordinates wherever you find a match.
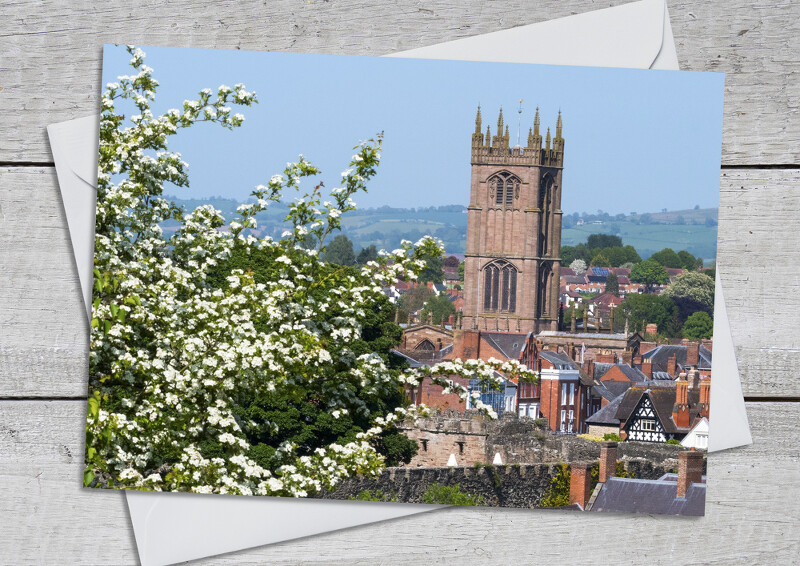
[1,166,797,398]
[0,1,798,564]
[1,399,797,565]
[0,0,797,165]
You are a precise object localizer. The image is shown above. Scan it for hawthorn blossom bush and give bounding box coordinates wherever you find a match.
[86,46,538,497]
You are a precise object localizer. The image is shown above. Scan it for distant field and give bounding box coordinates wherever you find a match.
[165,196,717,263]
[563,223,717,265]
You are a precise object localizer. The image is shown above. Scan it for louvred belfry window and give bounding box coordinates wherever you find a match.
[491,172,521,208]
[482,260,518,313]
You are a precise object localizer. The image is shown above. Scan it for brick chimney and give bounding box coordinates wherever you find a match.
[683,339,700,366]
[677,449,704,498]
[701,339,712,352]
[599,442,618,483]
[699,378,711,418]
[569,462,593,510]
[645,323,658,337]
[595,352,614,363]
[639,341,657,355]
[448,314,455,326]
[641,358,653,379]
[672,373,690,428]
[667,355,677,378]
[585,359,595,381]
[453,330,480,360]
[621,350,632,365]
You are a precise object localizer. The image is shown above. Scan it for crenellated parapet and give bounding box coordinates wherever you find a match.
[471,105,564,168]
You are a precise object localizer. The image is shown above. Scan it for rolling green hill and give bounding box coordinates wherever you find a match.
[164,196,718,263]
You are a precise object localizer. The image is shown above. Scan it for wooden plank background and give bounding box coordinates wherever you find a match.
[1,1,798,563]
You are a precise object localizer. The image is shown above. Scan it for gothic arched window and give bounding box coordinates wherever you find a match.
[538,173,555,256]
[537,263,552,317]
[490,172,521,208]
[482,259,518,313]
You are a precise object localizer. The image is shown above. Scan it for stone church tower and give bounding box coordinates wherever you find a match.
[461,106,564,334]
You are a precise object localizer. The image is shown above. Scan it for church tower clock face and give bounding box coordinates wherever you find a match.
[462,106,565,334]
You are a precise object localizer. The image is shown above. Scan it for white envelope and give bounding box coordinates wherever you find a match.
[48,1,750,564]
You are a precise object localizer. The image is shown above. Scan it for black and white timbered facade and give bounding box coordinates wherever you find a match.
[624,395,675,443]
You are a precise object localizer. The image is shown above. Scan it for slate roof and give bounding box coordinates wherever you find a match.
[585,393,625,425]
[391,344,454,367]
[563,275,588,285]
[642,344,687,373]
[481,332,527,361]
[642,343,712,372]
[698,344,712,369]
[539,350,579,371]
[590,476,706,516]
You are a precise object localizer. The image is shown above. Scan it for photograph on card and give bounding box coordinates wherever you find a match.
[86,44,723,515]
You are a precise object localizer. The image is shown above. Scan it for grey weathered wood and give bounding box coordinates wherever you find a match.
[0,0,798,165]
[1,1,798,564]
[2,166,798,397]
[1,399,797,564]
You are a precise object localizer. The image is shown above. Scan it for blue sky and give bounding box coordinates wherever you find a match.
[102,45,724,215]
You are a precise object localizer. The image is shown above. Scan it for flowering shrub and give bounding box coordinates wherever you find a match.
[86,46,538,497]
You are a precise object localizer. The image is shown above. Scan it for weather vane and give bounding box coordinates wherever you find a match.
[517,98,524,146]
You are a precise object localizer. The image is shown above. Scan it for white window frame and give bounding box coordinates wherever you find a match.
[560,409,566,432]
[568,410,574,433]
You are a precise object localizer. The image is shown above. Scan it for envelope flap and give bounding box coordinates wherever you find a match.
[388,0,666,70]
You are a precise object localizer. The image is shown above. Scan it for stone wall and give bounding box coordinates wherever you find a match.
[313,458,681,508]
[401,410,695,473]
[313,464,561,508]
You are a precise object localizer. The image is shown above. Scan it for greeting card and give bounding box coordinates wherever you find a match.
[85,44,724,516]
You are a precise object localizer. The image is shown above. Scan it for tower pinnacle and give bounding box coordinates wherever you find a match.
[556,109,563,139]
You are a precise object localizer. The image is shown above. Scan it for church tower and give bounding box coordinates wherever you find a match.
[462,106,565,334]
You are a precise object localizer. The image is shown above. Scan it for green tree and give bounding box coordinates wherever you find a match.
[587,234,622,249]
[630,259,670,292]
[620,294,680,336]
[422,483,484,506]
[677,250,700,271]
[457,261,465,281]
[591,252,611,267]
[420,293,456,325]
[418,251,445,284]
[321,234,356,265]
[622,245,642,264]
[398,284,435,314]
[662,271,715,321]
[649,248,683,268]
[683,311,713,339]
[605,272,619,297]
[356,244,378,264]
